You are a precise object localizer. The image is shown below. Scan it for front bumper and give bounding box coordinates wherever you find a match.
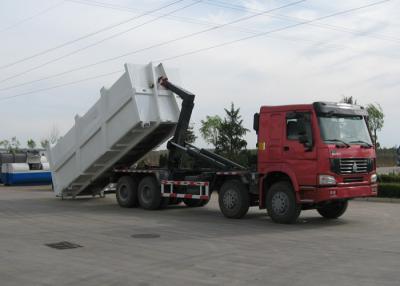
[300,184,378,203]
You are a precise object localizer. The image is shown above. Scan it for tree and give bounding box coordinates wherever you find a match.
[185,124,197,144]
[0,140,10,150]
[1,137,20,153]
[48,125,60,144]
[341,96,357,105]
[10,137,20,153]
[40,139,49,149]
[215,103,249,160]
[200,115,222,148]
[39,126,60,148]
[27,139,36,149]
[366,103,384,148]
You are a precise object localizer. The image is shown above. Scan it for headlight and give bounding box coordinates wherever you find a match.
[370,174,377,183]
[319,174,337,186]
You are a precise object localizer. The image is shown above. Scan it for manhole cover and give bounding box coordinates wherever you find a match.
[45,241,83,250]
[131,234,160,239]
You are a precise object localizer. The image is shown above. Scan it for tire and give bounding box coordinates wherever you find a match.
[317,200,348,219]
[266,181,301,224]
[218,179,249,219]
[138,176,162,210]
[116,176,138,208]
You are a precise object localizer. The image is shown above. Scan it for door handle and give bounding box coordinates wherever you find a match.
[283,146,290,151]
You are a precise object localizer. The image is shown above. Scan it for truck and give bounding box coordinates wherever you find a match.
[48,62,378,224]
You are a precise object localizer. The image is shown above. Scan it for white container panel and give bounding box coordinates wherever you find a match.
[106,102,140,147]
[48,62,180,197]
[80,129,103,172]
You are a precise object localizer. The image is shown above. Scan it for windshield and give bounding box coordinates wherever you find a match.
[318,115,372,145]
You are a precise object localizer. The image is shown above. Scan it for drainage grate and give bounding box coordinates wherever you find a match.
[45,241,83,250]
[131,233,160,239]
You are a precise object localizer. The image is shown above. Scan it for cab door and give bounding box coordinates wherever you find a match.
[282,111,317,186]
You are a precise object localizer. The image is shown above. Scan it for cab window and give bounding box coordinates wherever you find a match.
[286,112,312,143]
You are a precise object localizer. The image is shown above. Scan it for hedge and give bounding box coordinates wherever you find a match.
[378,174,400,183]
[378,183,400,198]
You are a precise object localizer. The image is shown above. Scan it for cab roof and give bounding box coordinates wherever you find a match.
[260,102,368,117]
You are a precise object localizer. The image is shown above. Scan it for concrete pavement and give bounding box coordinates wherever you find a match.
[0,185,399,286]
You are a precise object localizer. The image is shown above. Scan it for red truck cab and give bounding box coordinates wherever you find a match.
[254,102,377,223]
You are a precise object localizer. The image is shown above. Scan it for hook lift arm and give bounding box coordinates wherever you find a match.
[158,76,246,171]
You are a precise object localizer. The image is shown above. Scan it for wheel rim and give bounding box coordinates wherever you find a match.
[271,191,289,215]
[141,185,152,203]
[223,189,238,209]
[119,185,128,200]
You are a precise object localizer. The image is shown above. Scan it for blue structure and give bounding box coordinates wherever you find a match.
[1,162,52,186]
[1,170,52,185]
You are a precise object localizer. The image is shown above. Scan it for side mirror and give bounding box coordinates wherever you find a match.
[253,113,259,134]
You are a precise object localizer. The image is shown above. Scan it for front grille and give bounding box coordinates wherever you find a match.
[340,158,368,174]
[331,158,372,174]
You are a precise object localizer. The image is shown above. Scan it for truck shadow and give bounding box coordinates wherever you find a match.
[0,194,352,240]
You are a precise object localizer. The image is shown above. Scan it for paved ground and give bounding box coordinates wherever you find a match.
[1,185,400,286]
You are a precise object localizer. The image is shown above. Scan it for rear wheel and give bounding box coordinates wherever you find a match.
[138,176,162,210]
[317,200,348,219]
[116,176,138,208]
[266,181,300,224]
[218,180,249,219]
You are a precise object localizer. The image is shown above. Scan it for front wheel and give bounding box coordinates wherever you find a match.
[266,181,301,224]
[317,200,348,219]
[218,180,249,219]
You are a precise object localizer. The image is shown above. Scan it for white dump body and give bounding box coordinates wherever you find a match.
[48,63,180,197]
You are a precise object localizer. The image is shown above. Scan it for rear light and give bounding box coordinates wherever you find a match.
[319,174,337,186]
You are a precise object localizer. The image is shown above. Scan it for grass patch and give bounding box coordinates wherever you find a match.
[378,183,400,198]
[378,174,400,183]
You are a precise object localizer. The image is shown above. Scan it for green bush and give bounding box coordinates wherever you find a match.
[378,174,400,183]
[378,183,400,198]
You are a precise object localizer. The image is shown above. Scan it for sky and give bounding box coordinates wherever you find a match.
[0,0,399,149]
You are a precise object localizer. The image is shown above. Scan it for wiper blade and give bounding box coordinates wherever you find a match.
[325,139,350,147]
[349,140,373,148]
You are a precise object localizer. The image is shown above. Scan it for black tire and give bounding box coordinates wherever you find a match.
[218,179,249,219]
[266,181,301,224]
[317,200,348,219]
[116,176,138,208]
[138,176,162,210]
